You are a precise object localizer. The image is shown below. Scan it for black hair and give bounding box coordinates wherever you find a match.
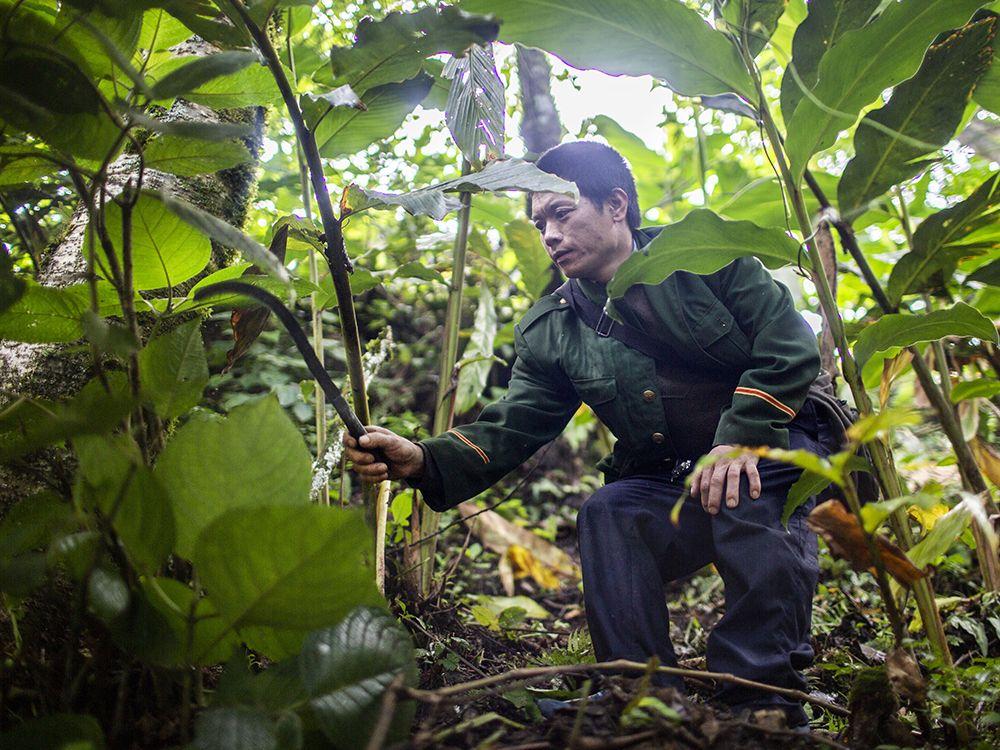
[533,141,641,229]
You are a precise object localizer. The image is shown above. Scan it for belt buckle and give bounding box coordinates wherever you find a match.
[669,459,693,483]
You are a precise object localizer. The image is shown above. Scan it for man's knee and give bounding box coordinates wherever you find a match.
[578,485,624,533]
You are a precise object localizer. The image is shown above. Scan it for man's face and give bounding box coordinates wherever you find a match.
[530,191,625,283]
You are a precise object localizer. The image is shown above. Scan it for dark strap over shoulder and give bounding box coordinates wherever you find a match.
[556,279,664,361]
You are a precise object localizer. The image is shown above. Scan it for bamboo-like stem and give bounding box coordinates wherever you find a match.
[286,11,329,505]
[417,165,473,595]
[740,43,955,662]
[693,105,709,207]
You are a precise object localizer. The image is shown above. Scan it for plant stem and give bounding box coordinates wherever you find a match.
[741,42,955,661]
[403,658,849,716]
[417,165,473,595]
[230,0,374,513]
[285,10,329,505]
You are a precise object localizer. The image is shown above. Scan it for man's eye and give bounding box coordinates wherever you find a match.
[555,209,572,220]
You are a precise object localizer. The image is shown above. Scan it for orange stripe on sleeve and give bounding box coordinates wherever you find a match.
[447,429,490,464]
[733,386,797,419]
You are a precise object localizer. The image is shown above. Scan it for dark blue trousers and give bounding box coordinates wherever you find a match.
[577,404,827,725]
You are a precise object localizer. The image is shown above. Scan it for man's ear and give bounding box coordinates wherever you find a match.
[606,187,630,222]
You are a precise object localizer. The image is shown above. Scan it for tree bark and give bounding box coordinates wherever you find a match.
[0,96,264,509]
[515,46,563,157]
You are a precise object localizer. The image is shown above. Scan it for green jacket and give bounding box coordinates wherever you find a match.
[416,227,820,511]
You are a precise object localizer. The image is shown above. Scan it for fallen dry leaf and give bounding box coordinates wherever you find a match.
[507,544,561,589]
[807,500,928,587]
[458,501,580,590]
[224,224,289,372]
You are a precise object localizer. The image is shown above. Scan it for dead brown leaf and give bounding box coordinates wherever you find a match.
[807,500,928,587]
[971,437,1000,488]
[458,501,580,589]
[223,224,289,372]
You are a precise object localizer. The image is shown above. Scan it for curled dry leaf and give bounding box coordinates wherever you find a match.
[886,648,927,703]
[224,224,289,372]
[971,437,1000,488]
[457,501,580,591]
[806,500,928,588]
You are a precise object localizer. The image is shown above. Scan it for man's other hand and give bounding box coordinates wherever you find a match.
[343,425,424,483]
[689,444,761,515]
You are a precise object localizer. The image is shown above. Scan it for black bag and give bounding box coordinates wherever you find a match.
[557,278,881,505]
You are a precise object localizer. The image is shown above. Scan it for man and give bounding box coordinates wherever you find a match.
[345,141,827,727]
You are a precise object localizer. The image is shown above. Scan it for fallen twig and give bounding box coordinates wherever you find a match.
[401,659,849,717]
[365,673,404,750]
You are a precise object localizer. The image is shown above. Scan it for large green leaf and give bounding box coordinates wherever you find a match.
[607,209,799,299]
[91,190,213,291]
[147,52,284,108]
[112,576,240,667]
[0,281,122,343]
[505,218,552,299]
[974,11,1000,113]
[443,43,504,167]
[143,135,252,176]
[464,0,754,99]
[300,607,417,749]
[852,302,998,369]
[314,73,433,157]
[0,43,120,160]
[74,434,175,572]
[155,397,312,558]
[0,145,63,187]
[587,115,665,213]
[887,173,1000,303]
[344,184,461,221]
[193,505,382,630]
[139,319,209,418]
[192,708,278,750]
[0,246,26,314]
[345,158,577,219]
[0,374,134,462]
[0,491,72,560]
[321,5,499,94]
[715,0,787,56]
[0,713,106,750]
[784,0,983,181]
[717,173,831,228]
[838,18,996,217]
[455,286,497,414]
[907,500,972,568]
[159,191,290,285]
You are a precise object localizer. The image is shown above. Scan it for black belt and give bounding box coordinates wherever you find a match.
[620,456,696,483]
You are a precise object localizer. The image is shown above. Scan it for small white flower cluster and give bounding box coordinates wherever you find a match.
[309,327,395,501]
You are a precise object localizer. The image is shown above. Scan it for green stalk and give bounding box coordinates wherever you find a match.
[693,104,709,207]
[740,43,954,663]
[286,11,329,505]
[230,1,375,514]
[417,163,473,595]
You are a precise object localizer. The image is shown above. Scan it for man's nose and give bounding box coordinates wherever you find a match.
[542,225,562,250]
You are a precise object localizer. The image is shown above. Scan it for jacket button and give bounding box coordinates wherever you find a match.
[651,432,665,444]
[642,389,656,402]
